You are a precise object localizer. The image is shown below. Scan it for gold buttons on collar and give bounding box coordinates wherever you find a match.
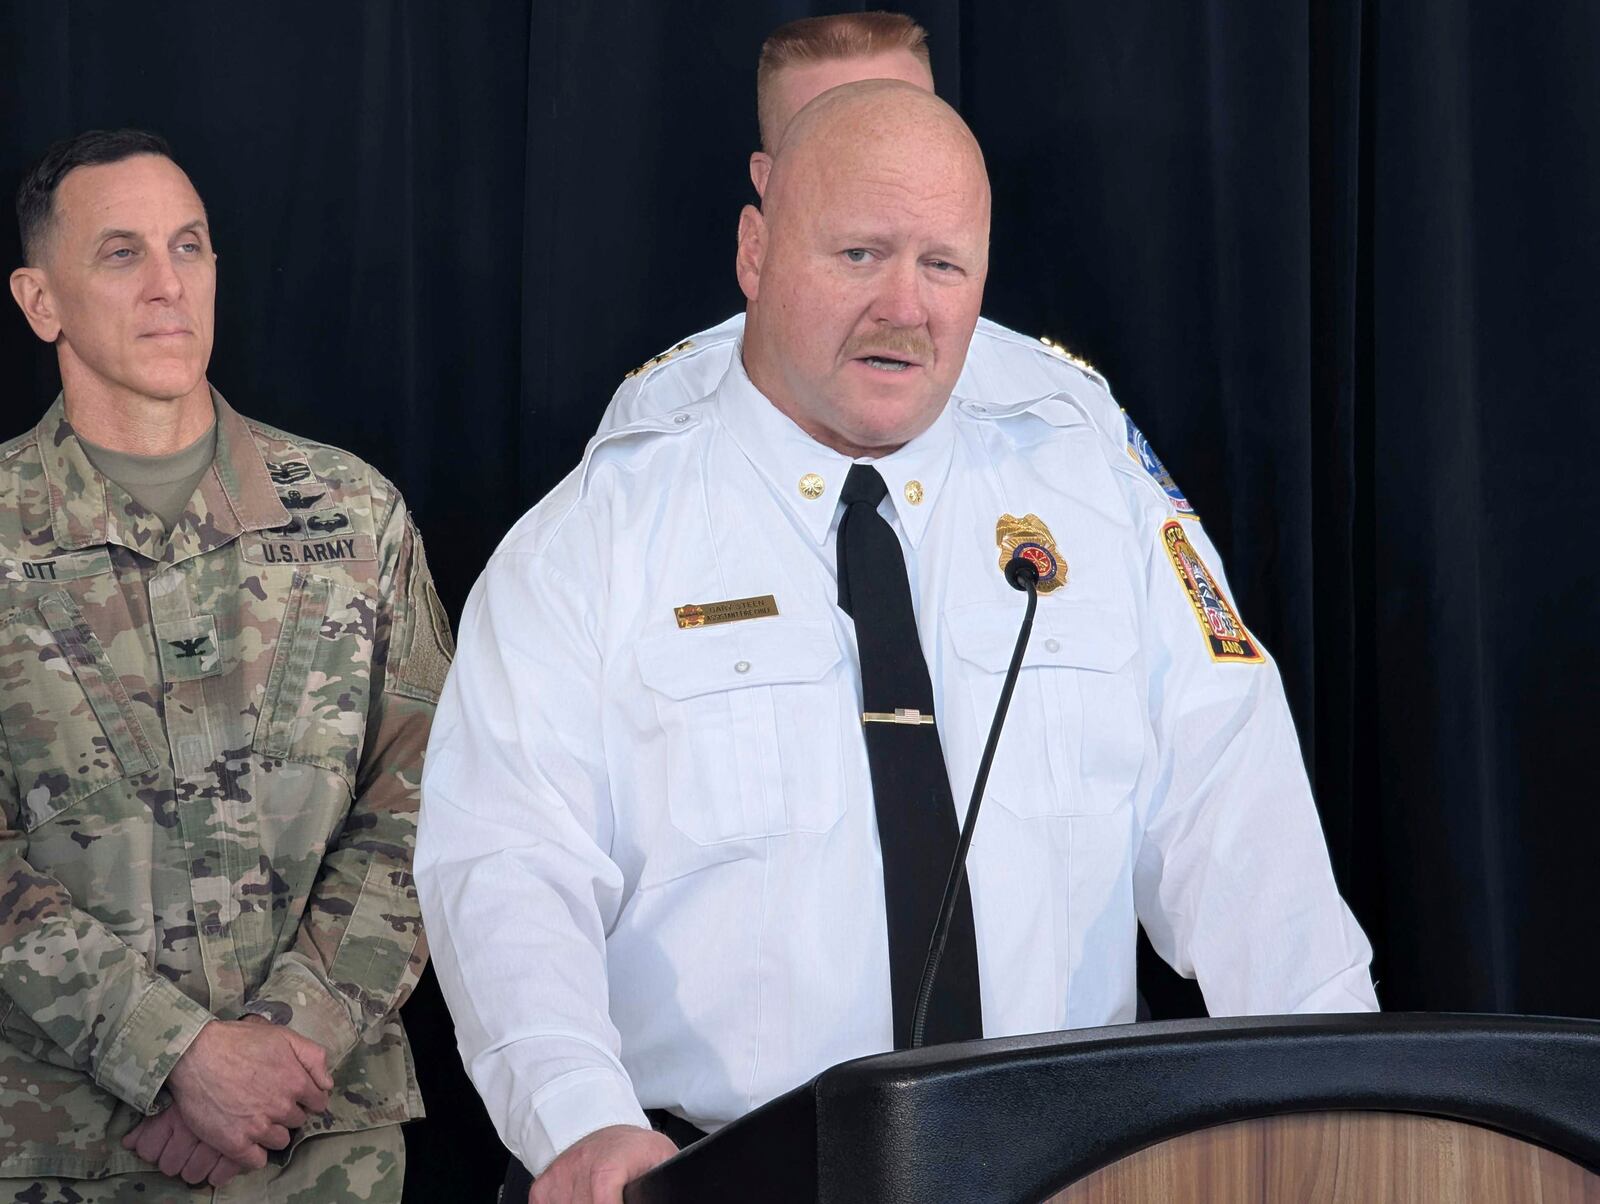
[904,480,924,505]
[798,473,826,500]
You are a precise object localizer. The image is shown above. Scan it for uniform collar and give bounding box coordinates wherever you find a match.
[162,389,291,565]
[39,385,289,559]
[714,348,955,548]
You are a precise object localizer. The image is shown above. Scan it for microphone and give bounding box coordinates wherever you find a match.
[910,553,1040,1048]
[1005,553,1042,593]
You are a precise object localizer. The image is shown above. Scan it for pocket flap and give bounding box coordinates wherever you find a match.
[948,599,1138,674]
[637,618,841,700]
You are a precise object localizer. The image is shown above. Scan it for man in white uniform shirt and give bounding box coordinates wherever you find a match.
[417,79,1376,1204]
[599,11,1121,437]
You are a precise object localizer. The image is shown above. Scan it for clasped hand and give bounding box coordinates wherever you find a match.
[122,1017,333,1187]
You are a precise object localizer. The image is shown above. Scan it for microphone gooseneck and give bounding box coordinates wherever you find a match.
[910,555,1040,1049]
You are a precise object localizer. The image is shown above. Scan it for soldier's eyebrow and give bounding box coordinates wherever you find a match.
[91,218,210,247]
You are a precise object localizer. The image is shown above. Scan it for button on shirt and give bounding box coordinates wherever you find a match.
[417,355,1377,1176]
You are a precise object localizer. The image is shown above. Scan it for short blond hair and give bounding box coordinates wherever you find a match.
[756,12,932,152]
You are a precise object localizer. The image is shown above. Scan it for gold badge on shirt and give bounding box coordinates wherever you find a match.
[674,594,779,629]
[995,513,1067,594]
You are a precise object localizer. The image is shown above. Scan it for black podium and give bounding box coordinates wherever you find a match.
[623,1013,1600,1203]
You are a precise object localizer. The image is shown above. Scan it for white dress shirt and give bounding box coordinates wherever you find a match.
[416,352,1377,1175]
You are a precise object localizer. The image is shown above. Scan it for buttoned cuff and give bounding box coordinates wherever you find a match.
[512,1066,651,1176]
[243,957,362,1067]
[94,975,214,1114]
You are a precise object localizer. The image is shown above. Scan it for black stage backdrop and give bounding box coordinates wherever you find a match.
[2,2,1596,1198]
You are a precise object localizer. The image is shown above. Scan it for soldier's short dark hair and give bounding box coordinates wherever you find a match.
[15,128,177,266]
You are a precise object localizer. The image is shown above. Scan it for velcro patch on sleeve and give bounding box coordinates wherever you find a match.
[391,521,452,701]
[1160,521,1262,663]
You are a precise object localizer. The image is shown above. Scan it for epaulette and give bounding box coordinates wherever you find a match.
[623,339,696,381]
[958,391,1200,521]
[244,417,363,468]
[955,392,1092,427]
[1034,335,1109,390]
[580,407,705,486]
[0,427,38,466]
[512,406,707,561]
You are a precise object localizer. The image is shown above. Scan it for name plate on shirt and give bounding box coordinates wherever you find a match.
[1,548,112,584]
[674,594,779,629]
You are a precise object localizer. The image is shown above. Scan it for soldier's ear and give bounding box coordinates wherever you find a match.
[749,152,773,198]
[8,267,61,344]
[736,204,766,303]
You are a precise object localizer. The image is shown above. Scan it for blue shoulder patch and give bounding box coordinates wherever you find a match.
[1124,413,1197,518]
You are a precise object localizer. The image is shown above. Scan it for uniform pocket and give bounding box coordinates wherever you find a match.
[0,590,157,830]
[254,571,378,787]
[948,599,1146,817]
[636,618,847,843]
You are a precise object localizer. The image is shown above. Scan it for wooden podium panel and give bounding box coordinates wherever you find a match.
[1048,1112,1600,1204]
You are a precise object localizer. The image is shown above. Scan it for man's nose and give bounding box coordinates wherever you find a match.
[870,258,929,330]
[143,251,184,304]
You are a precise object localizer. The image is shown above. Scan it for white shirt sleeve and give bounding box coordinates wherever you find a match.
[415,538,650,1175]
[1131,515,1379,1015]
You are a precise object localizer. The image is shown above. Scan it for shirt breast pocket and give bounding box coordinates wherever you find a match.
[0,591,158,831]
[253,570,378,788]
[948,600,1146,818]
[636,619,847,844]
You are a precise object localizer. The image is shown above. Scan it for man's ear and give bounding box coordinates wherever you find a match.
[735,204,766,303]
[749,152,773,198]
[9,268,61,343]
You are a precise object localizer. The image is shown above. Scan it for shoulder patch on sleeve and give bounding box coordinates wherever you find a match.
[390,519,453,701]
[1160,520,1262,663]
[1124,413,1198,518]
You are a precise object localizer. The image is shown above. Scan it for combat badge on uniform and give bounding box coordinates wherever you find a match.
[995,513,1067,594]
[1125,414,1197,518]
[1160,520,1262,663]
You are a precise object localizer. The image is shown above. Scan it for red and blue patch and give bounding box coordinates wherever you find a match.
[1125,413,1197,518]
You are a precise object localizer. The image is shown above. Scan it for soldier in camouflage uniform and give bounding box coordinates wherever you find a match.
[0,131,447,1200]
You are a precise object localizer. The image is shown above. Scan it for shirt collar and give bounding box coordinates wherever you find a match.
[713,347,956,548]
[160,388,291,566]
[39,385,288,558]
[206,387,291,533]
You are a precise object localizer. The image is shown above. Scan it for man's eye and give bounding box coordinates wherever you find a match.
[842,248,871,264]
[107,248,135,260]
[177,242,201,254]
[927,259,958,273]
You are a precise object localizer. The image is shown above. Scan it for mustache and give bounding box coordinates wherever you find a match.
[842,328,935,364]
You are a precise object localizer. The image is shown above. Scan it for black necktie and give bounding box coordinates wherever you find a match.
[836,463,982,1048]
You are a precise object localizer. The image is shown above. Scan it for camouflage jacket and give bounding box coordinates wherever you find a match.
[0,391,449,1178]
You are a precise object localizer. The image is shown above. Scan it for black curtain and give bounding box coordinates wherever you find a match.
[2,3,1596,1198]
